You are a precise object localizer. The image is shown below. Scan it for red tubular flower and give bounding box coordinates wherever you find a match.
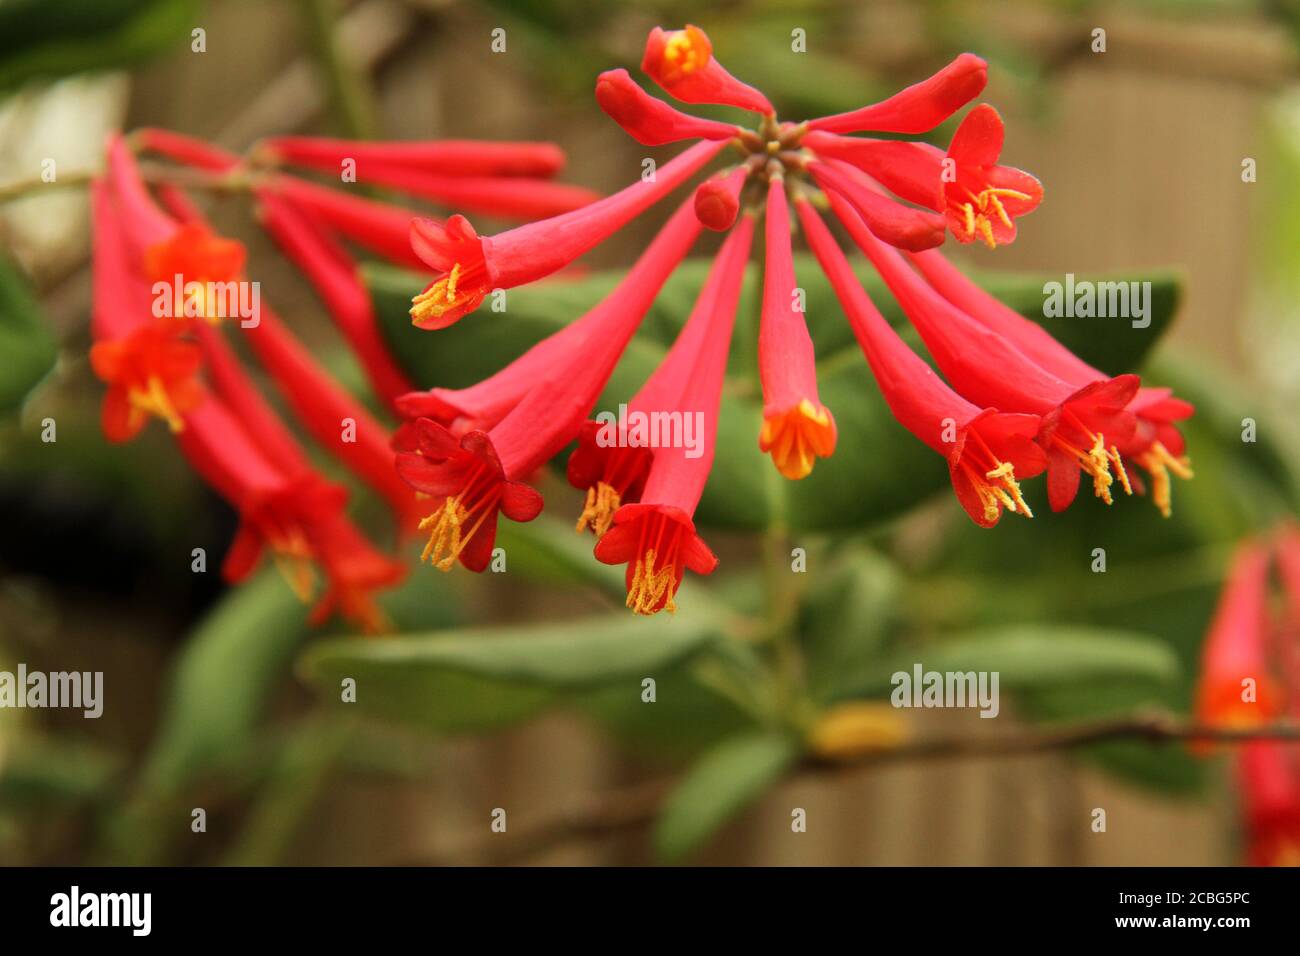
[596,68,742,146]
[396,422,544,572]
[808,159,947,252]
[256,189,413,406]
[693,165,747,231]
[305,511,407,633]
[408,139,726,330]
[244,306,421,531]
[318,164,599,220]
[268,174,429,272]
[143,221,247,322]
[908,249,1194,515]
[807,52,987,134]
[1194,541,1279,732]
[758,178,836,479]
[796,196,1045,526]
[89,177,204,439]
[134,127,240,172]
[1237,742,1300,866]
[831,192,1138,511]
[592,219,751,613]
[91,325,205,441]
[261,136,568,179]
[641,25,773,115]
[1277,527,1300,712]
[570,214,756,536]
[802,131,946,210]
[937,105,1043,248]
[400,200,704,571]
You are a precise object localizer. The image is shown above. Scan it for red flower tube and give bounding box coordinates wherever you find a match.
[808,158,947,252]
[592,219,752,613]
[1237,742,1300,866]
[831,191,1139,512]
[641,25,773,115]
[907,248,1194,515]
[261,136,568,179]
[758,177,836,479]
[256,189,413,405]
[694,165,748,231]
[408,138,727,329]
[596,68,742,146]
[1194,541,1279,732]
[269,174,429,272]
[569,214,756,535]
[806,53,988,135]
[796,196,1045,526]
[398,200,704,572]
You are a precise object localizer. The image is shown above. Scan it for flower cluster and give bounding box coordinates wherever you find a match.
[1193,527,1300,866]
[396,24,1195,615]
[89,128,594,631]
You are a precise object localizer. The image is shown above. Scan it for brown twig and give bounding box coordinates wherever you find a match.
[392,715,1300,866]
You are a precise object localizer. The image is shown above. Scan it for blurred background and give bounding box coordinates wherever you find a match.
[1,0,1299,865]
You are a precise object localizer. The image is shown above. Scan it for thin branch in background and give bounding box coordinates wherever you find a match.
[396,716,1300,866]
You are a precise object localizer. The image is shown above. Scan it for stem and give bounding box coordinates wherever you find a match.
[388,715,1300,865]
[296,0,381,141]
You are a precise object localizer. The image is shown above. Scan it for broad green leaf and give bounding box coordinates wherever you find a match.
[842,626,1180,700]
[492,514,629,602]
[298,611,724,734]
[0,256,57,413]
[139,571,311,795]
[654,731,798,862]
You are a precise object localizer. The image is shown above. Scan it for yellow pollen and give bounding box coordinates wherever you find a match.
[410,263,472,325]
[956,187,1032,248]
[418,494,493,572]
[627,548,677,616]
[984,459,1033,518]
[759,398,836,480]
[1058,431,1133,505]
[663,32,706,77]
[129,376,186,433]
[1136,441,1194,518]
[575,481,621,537]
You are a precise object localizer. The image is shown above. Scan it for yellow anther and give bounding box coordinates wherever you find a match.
[627,548,677,616]
[1136,441,1194,518]
[129,376,186,433]
[575,481,622,537]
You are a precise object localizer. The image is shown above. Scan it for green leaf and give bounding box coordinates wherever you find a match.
[0,0,200,90]
[0,736,117,809]
[799,546,902,702]
[654,731,798,862]
[843,626,1180,699]
[0,255,57,413]
[492,513,628,602]
[139,571,311,795]
[298,611,725,734]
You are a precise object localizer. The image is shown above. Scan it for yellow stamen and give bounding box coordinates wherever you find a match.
[575,481,621,537]
[128,376,186,433]
[955,187,1032,248]
[410,263,477,326]
[662,28,708,79]
[759,398,836,480]
[417,494,493,572]
[1136,440,1194,518]
[627,548,677,616]
[985,460,1033,518]
[268,528,316,602]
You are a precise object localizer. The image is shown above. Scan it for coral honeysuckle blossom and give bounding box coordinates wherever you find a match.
[395,23,1196,613]
[1194,528,1300,865]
